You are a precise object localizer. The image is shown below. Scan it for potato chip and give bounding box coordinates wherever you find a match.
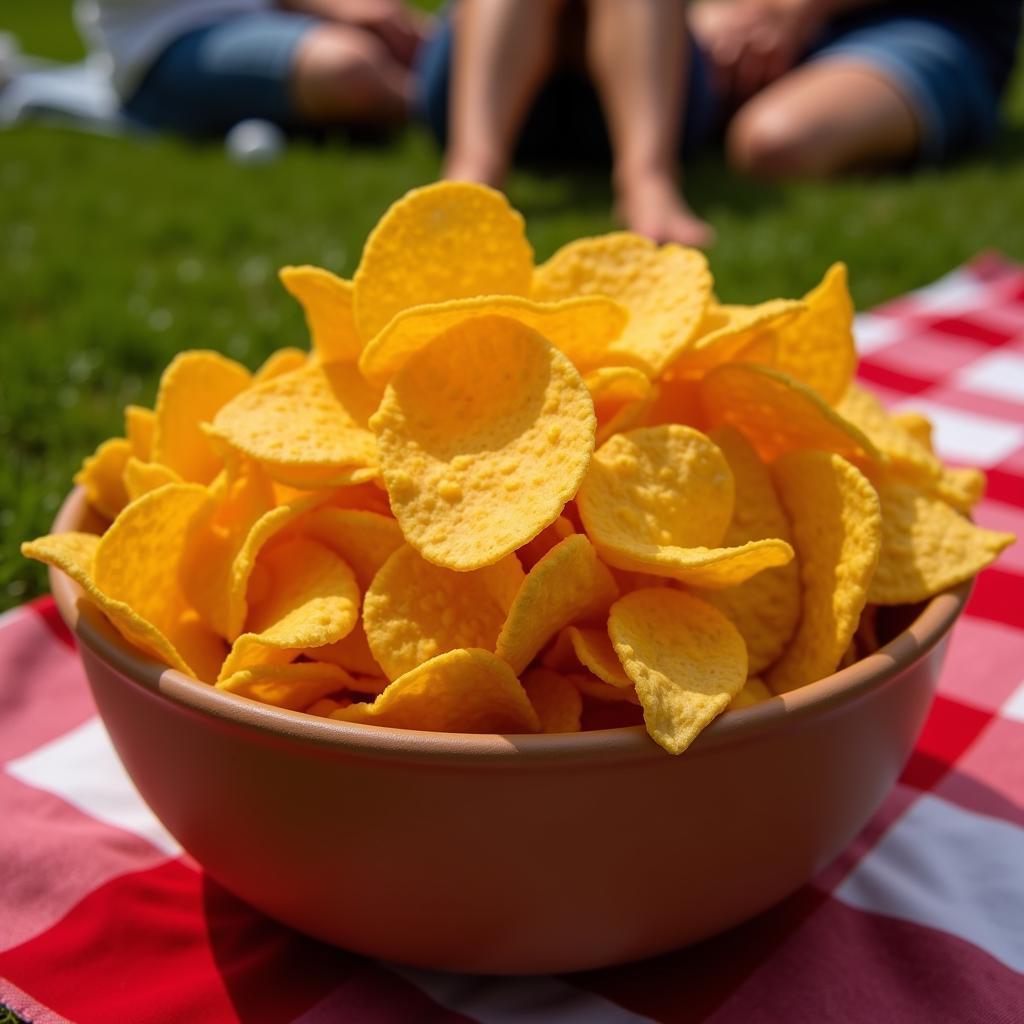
[354,182,533,342]
[891,410,934,452]
[577,425,794,586]
[371,316,596,570]
[22,531,204,678]
[124,405,156,460]
[933,466,987,513]
[495,534,619,675]
[729,676,772,710]
[639,377,706,430]
[363,544,524,680]
[772,263,856,404]
[697,427,801,674]
[307,622,382,677]
[151,351,252,485]
[609,588,747,754]
[516,515,576,571]
[290,507,403,589]
[254,347,308,383]
[522,669,583,733]
[569,673,641,705]
[586,365,654,444]
[93,483,227,680]
[701,363,878,463]
[74,437,131,520]
[306,697,352,717]
[565,625,631,688]
[359,294,628,385]
[219,538,359,679]
[210,360,380,483]
[671,299,803,375]
[279,265,362,363]
[123,456,180,501]
[217,661,353,711]
[331,648,540,733]
[867,471,1014,604]
[767,452,881,693]
[532,232,711,375]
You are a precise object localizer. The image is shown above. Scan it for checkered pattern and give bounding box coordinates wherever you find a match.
[2,255,1023,1024]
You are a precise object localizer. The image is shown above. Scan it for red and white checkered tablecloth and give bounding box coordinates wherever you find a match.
[2,255,1023,1024]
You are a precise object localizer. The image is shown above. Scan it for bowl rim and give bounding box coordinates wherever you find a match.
[50,486,970,765]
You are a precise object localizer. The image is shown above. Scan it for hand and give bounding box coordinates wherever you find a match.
[331,0,432,65]
[690,0,824,106]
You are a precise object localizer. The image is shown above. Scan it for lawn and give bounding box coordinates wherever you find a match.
[2,1,1024,610]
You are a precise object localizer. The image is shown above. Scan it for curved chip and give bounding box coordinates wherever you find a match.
[586,365,654,445]
[522,668,583,733]
[532,232,711,375]
[217,661,353,711]
[933,466,986,513]
[124,405,156,460]
[254,347,308,383]
[772,263,856,404]
[359,294,628,385]
[767,452,882,694]
[307,622,383,677]
[210,360,380,483]
[701,363,878,463]
[290,507,404,589]
[363,544,524,681]
[729,676,772,710]
[640,377,706,430]
[697,427,801,674]
[371,315,596,570]
[279,265,362,363]
[152,351,252,485]
[565,625,631,688]
[21,531,207,679]
[218,537,360,679]
[516,515,576,571]
[354,182,534,342]
[609,588,747,754]
[569,672,641,705]
[868,472,1014,604]
[331,648,540,733]
[495,534,619,675]
[891,410,934,452]
[74,437,131,521]
[123,457,181,502]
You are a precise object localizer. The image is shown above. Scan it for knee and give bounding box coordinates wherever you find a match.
[726,104,833,179]
[306,27,391,90]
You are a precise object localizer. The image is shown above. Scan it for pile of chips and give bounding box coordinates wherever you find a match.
[24,183,1015,754]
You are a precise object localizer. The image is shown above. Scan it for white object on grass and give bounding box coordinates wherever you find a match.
[225,118,286,165]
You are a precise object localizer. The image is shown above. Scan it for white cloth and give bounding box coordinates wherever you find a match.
[74,0,271,97]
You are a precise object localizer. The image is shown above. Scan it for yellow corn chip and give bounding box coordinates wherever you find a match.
[933,466,987,513]
[124,405,156,460]
[516,515,576,571]
[577,425,794,586]
[697,427,801,674]
[569,672,641,705]
[331,648,540,733]
[290,507,403,589]
[254,347,308,383]
[279,265,362,363]
[609,588,747,754]
[217,661,353,710]
[772,263,856,404]
[702,363,878,463]
[532,232,711,375]
[307,622,382,677]
[22,531,206,678]
[371,315,596,570]
[151,351,252,484]
[363,544,524,681]
[74,437,131,521]
[522,668,583,733]
[868,471,1014,604]
[354,182,533,342]
[219,537,359,679]
[565,625,631,688]
[767,452,882,693]
[640,377,706,430]
[729,676,772,710]
[891,410,934,452]
[495,534,619,675]
[359,294,628,385]
[123,457,180,501]
[210,360,380,484]
[586,365,654,445]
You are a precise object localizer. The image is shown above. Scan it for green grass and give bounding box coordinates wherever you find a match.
[3,2,1024,608]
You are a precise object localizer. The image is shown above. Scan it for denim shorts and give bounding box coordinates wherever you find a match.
[414,11,1004,165]
[123,12,319,136]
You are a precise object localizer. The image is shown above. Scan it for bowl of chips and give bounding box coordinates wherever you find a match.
[30,183,1013,973]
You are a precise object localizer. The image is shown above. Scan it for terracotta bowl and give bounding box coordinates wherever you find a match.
[50,487,969,974]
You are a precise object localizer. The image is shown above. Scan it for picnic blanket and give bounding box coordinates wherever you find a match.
[2,255,1023,1024]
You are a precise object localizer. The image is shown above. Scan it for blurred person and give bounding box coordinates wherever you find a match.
[75,0,430,136]
[416,0,1022,247]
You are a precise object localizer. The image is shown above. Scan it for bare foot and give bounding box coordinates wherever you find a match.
[615,174,715,248]
[443,152,507,189]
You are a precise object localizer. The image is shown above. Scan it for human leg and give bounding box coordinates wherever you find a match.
[443,0,566,186]
[585,0,713,247]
